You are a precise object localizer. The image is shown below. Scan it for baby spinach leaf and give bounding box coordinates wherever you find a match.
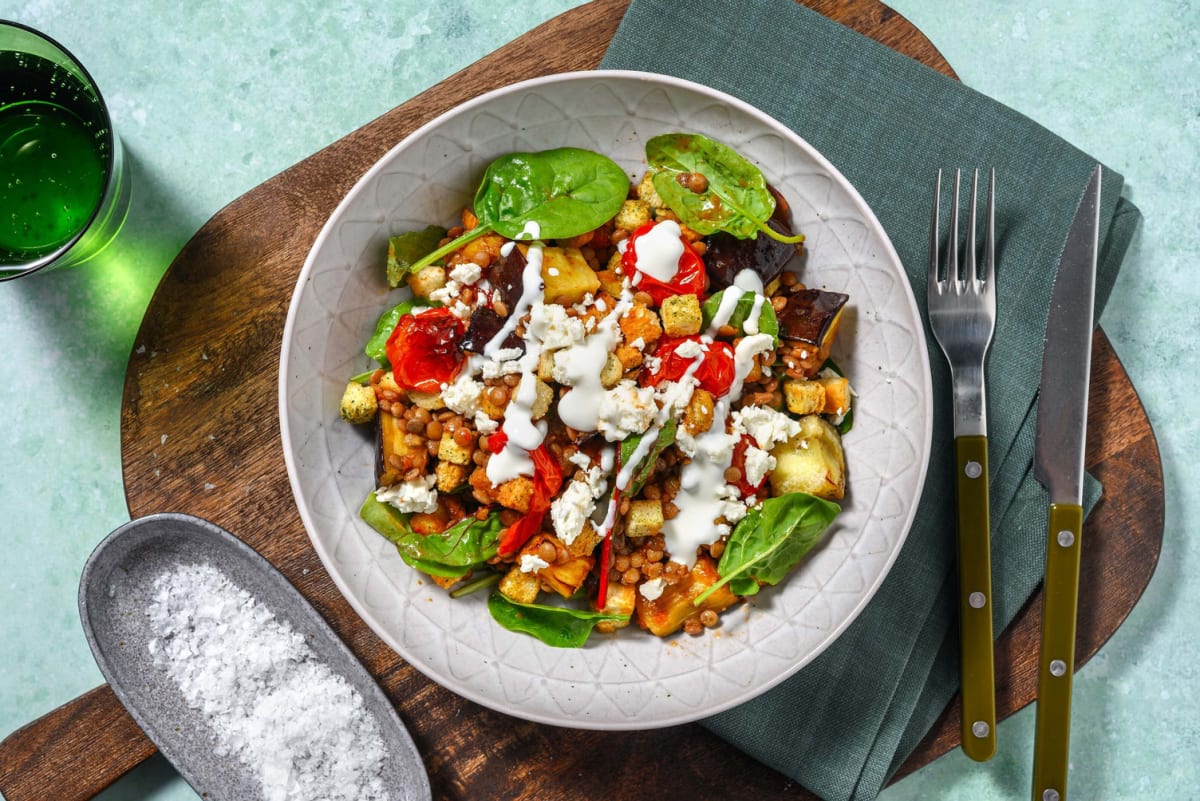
[695,492,840,604]
[618,419,677,497]
[363,299,438,367]
[487,592,629,648]
[406,148,629,274]
[701,288,780,344]
[386,226,448,288]
[646,133,804,245]
[360,493,503,578]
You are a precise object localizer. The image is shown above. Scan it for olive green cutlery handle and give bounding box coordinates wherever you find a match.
[1032,502,1084,801]
[955,434,996,761]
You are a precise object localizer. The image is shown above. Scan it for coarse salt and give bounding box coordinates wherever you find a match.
[147,563,391,801]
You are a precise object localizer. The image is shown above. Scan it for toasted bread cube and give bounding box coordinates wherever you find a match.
[596,264,626,297]
[600,353,624,389]
[684,389,715,436]
[499,565,540,604]
[636,173,665,210]
[435,461,469,493]
[614,344,644,371]
[619,302,662,345]
[595,583,636,632]
[478,386,508,419]
[660,293,703,337]
[540,246,600,306]
[409,390,445,411]
[497,476,535,513]
[530,378,554,420]
[615,198,653,231]
[784,379,827,416]
[438,433,474,466]
[566,520,604,558]
[406,265,447,299]
[378,370,402,396]
[626,499,664,538]
[339,381,378,424]
[537,350,556,382]
[818,375,852,417]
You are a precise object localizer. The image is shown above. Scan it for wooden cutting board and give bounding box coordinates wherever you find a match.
[0,1,1163,799]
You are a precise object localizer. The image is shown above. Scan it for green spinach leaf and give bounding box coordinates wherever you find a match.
[386,226,447,288]
[487,592,629,648]
[406,148,629,274]
[360,493,503,578]
[701,288,780,344]
[618,419,677,497]
[646,133,804,245]
[695,492,840,604]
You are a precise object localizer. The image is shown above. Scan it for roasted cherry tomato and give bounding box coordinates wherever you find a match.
[730,434,768,498]
[640,335,735,398]
[385,307,466,393]
[491,435,564,557]
[621,221,707,305]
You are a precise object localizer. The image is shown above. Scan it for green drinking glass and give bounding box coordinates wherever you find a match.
[0,20,131,281]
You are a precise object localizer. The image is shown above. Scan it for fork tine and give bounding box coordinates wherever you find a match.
[965,168,979,285]
[984,167,996,289]
[949,169,961,293]
[929,169,942,292]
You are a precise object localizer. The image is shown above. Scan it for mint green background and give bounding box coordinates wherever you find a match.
[0,2,1192,800]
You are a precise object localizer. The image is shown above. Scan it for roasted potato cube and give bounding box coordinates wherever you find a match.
[539,246,600,306]
[636,556,738,637]
[596,583,636,632]
[540,554,595,598]
[438,433,474,466]
[409,390,445,411]
[531,377,554,420]
[596,265,626,297]
[769,414,845,500]
[626,499,664,538]
[600,353,624,389]
[784,379,827,416]
[499,565,540,604]
[339,381,377,424]
[537,350,556,382]
[683,388,715,436]
[378,414,427,485]
[818,375,852,417]
[615,198,653,231]
[619,302,662,344]
[497,476,535,513]
[435,461,469,493]
[660,293,703,337]
[406,265,448,299]
[636,172,665,210]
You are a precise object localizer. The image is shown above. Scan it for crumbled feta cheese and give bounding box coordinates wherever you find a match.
[595,297,608,313]
[480,347,524,379]
[643,354,662,373]
[551,479,595,545]
[441,371,484,416]
[732,405,802,451]
[674,338,705,359]
[473,411,498,434]
[715,523,732,538]
[568,450,593,471]
[429,280,462,306]
[519,554,550,574]
[628,336,645,351]
[450,300,471,319]
[639,577,666,601]
[374,475,438,514]
[717,483,749,524]
[448,262,482,285]
[571,293,595,315]
[597,379,657,440]
[527,302,587,351]
[743,445,775,487]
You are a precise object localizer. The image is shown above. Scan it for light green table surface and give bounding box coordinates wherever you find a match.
[0,2,1193,799]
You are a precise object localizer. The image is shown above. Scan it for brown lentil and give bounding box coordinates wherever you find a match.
[663,501,680,520]
[503,374,521,388]
[406,419,424,434]
[403,432,424,449]
[683,617,704,636]
[426,440,440,456]
[614,555,631,573]
[699,609,719,628]
[453,427,475,449]
[724,466,742,484]
[412,407,431,424]
[425,420,443,440]
[780,271,799,287]
[537,540,557,564]
[771,296,788,312]
[621,568,641,585]
[643,484,662,500]
[630,552,644,569]
[643,562,664,579]
[710,539,726,559]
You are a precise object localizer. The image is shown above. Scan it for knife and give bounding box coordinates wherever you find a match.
[1031,165,1102,801]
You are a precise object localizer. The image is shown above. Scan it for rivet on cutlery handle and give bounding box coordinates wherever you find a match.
[955,434,996,762]
[1032,503,1084,801]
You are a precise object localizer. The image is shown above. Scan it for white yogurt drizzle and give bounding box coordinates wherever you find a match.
[554,288,635,431]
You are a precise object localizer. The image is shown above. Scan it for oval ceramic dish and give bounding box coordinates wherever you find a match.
[79,513,431,801]
[280,70,933,730]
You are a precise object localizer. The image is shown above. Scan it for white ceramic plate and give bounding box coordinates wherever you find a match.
[280,70,932,730]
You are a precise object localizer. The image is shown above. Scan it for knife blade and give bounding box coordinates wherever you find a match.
[1031,164,1102,801]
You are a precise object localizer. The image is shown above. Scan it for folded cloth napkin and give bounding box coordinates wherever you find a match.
[601,2,1141,799]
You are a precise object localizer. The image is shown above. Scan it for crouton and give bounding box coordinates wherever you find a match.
[615,198,653,231]
[619,302,662,346]
[406,265,447,299]
[409,390,445,411]
[497,476,535,513]
[660,293,703,337]
[595,266,626,297]
[478,385,509,419]
[537,350,556,382]
[784,380,827,416]
[530,378,554,420]
[626,499,665,538]
[684,389,715,436]
[614,343,644,371]
[636,173,665,210]
[499,565,540,604]
[438,432,474,466]
[818,375,852,417]
[566,520,603,558]
[435,461,469,493]
[339,381,378,424]
[600,353,624,389]
[595,583,636,632]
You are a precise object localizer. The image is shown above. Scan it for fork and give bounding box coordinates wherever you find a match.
[928,168,998,762]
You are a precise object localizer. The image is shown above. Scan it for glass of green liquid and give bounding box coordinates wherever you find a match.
[1,20,131,281]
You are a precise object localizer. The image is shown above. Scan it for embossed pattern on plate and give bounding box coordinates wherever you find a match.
[279,71,932,730]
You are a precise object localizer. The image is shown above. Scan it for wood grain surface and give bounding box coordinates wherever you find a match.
[0,1,1163,800]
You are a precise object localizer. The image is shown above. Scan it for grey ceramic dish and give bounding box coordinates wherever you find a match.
[78,512,431,801]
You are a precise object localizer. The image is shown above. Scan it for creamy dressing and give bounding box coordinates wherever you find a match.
[553,289,634,432]
[628,220,684,282]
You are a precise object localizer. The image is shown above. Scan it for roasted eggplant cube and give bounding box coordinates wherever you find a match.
[776,288,849,354]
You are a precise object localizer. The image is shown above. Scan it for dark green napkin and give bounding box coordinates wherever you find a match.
[601,2,1141,799]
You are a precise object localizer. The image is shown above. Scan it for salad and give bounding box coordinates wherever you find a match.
[339,133,853,647]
